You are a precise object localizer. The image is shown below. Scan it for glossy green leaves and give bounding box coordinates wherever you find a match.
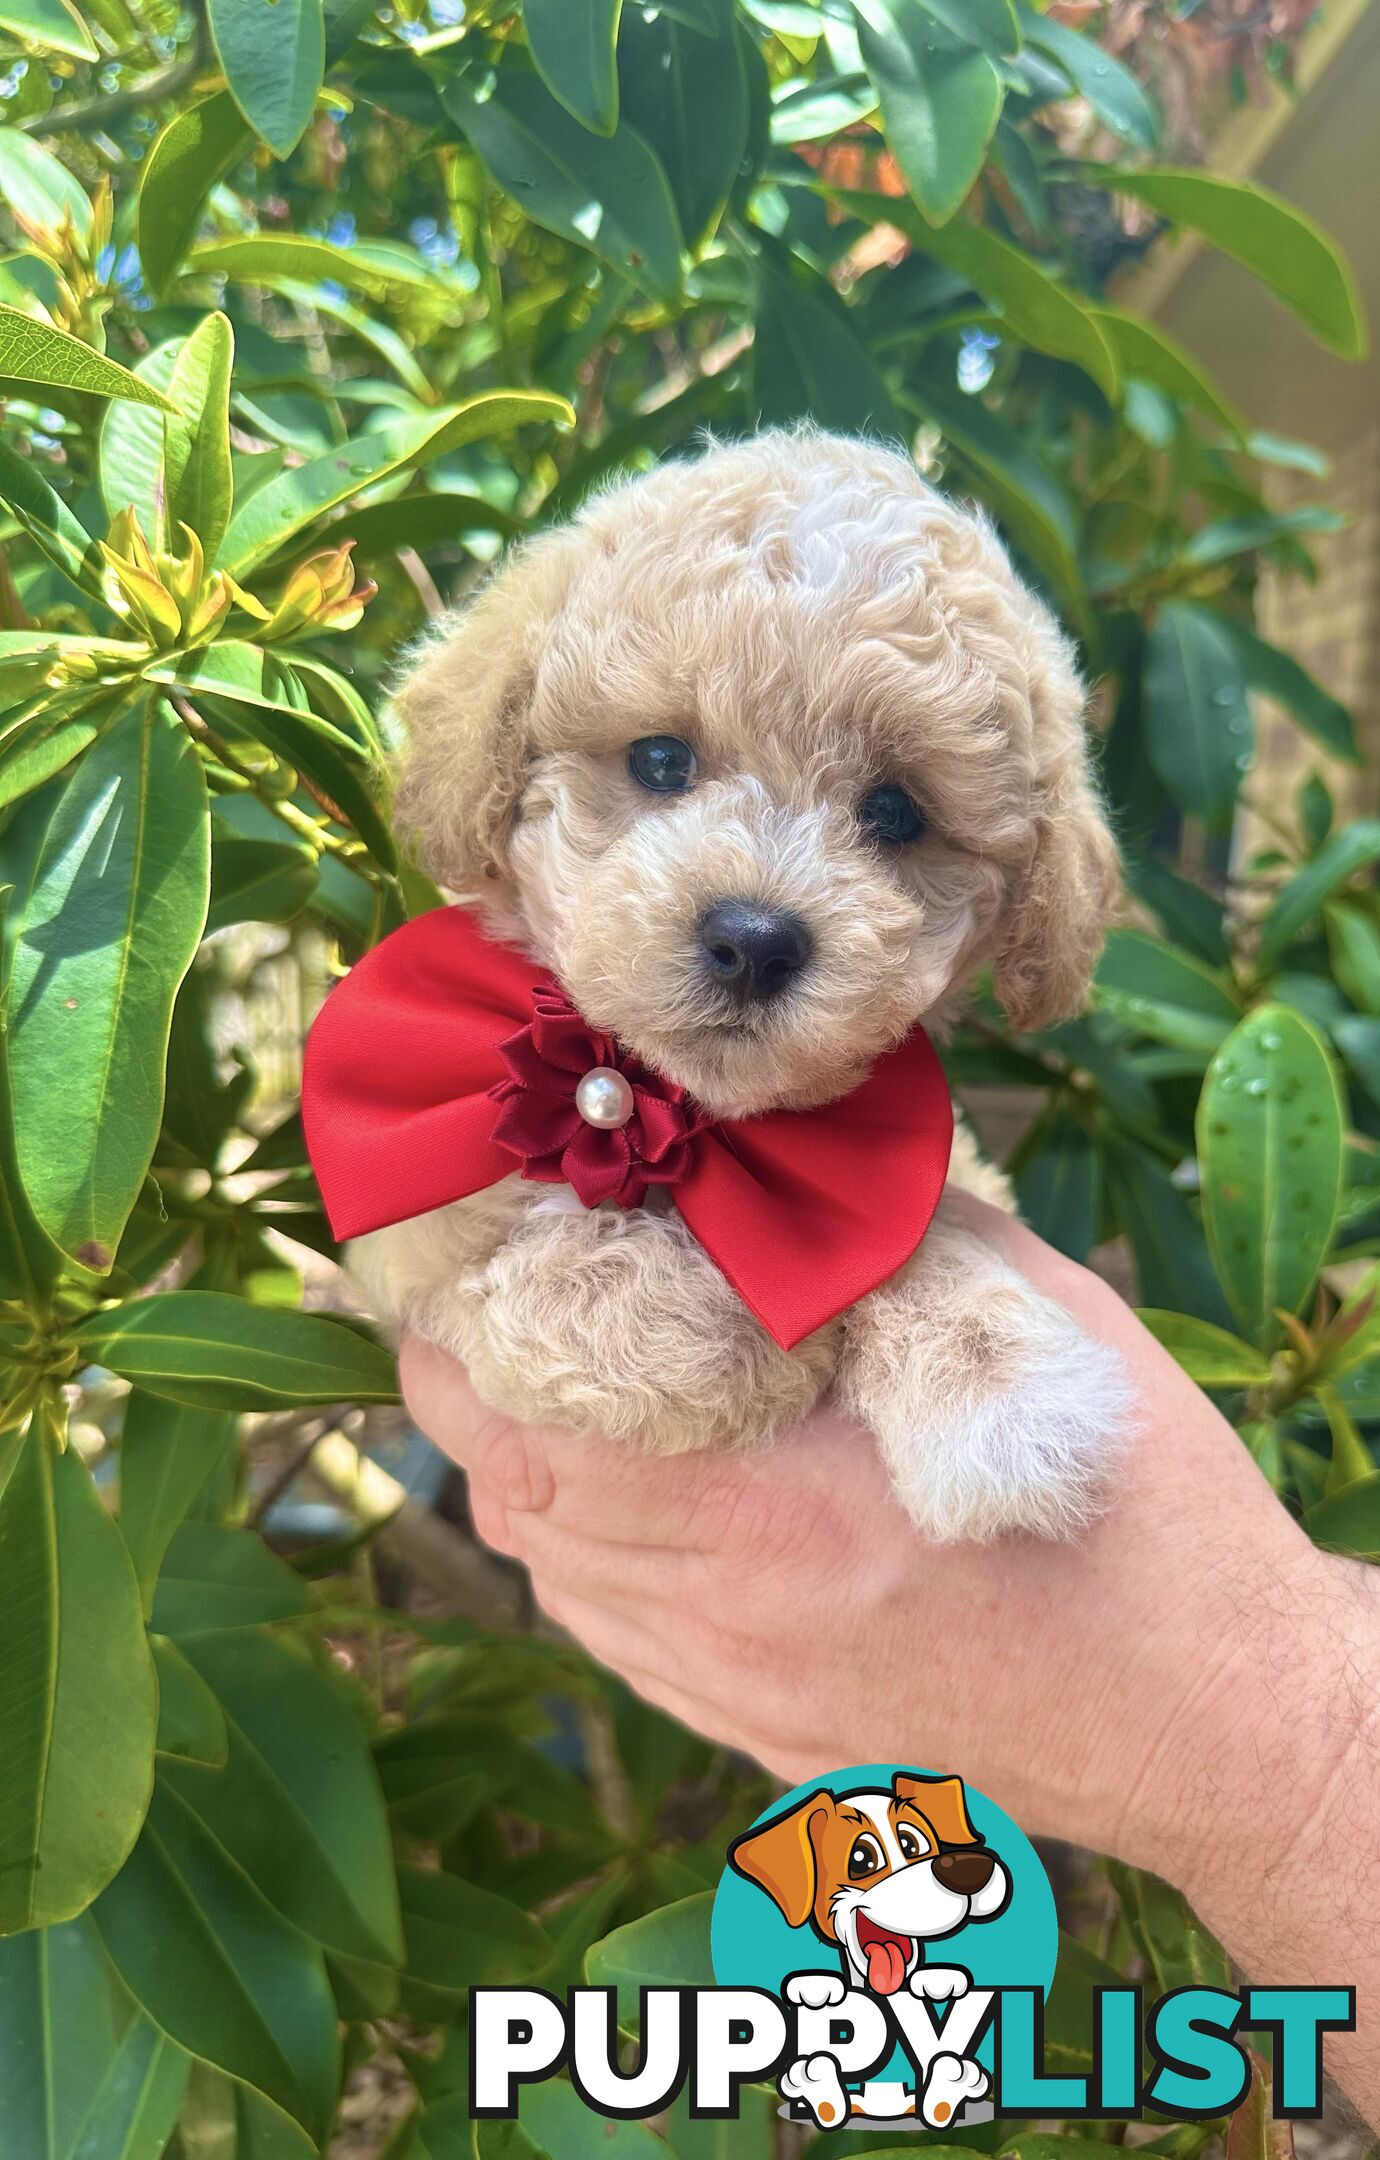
[207,0,324,158]
[1198,1006,1345,1348]
[852,0,1008,224]
[0,1427,157,1935]
[0,307,177,408]
[6,698,209,1268]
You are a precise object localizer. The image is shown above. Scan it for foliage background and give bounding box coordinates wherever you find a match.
[0,0,1377,2153]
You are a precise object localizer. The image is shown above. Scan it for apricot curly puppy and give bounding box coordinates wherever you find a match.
[352,429,1130,1542]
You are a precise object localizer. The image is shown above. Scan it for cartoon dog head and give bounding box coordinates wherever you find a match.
[390,429,1118,1121]
[727,1772,1010,1997]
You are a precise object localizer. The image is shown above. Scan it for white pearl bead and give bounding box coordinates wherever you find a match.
[575,1065,634,1129]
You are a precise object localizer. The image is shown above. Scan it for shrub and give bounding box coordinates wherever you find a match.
[0,0,1375,2151]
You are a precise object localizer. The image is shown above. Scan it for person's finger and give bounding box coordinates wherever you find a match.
[400,1336,558,1510]
[489,1501,706,1606]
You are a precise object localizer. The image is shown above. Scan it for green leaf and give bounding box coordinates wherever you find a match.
[1122,850,1228,967]
[397,1864,552,2020]
[1091,927,1239,1055]
[137,91,251,299]
[1014,1108,1098,1262]
[98,340,180,544]
[525,0,623,135]
[0,702,106,817]
[0,1423,157,1933]
[618,0,748,246]
[152,1636,229,1768]
[441,64,684,302]
[1102,1139,1233,1327]
[1107,1861,1233,1993]
[150,1521,313,1639]
[771,71,876,146]
[1198,1004,1345,1348]
[584,1891,713,2031]
[0,128,93,246]
[1327,898,1380,1014]
[163,1629,403,1966]
[6,697,209,1268]
[0,1917,190,2160]
[1016,4,1156,148]
[310,488,521,565]
[1209,615,1358,764]
[853,0,1004,225]
[1257,819,1380,968]
[1336,1014,1380,1111]
[187,232,441,298]
[119,1392,238,1618]
[217,390,572,574]
[208,831,318,932]
[0,954,66,1311]
[178,675,398,872]
[0,306,176,409]
[1138,1311,1274,1387]
[91,1782,341,2142]
[0,0,97,59]
[753,247,899,437]
[78,1291,398,1410]
[1076,165,1366,360]
[833,188,1118,397]
[0,439,105,599]
[1307,1472,1380,1559]
[1141,599,1253,828]
[905,377,1084,615]
[207,0,325,158]
[1088,304,1244,440]
[520,2082,675,2160]
[165,313,235,564]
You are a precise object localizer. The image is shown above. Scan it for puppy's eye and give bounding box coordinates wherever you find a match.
[858,782,925,846]
[628,735,697,792]
[847,1836,884,1880]
[897,1826,925,1862]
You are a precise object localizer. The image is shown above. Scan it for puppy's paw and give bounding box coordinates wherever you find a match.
[909,1965,969,2003]
[921,2053,989,2129]
[786,1972,848,2011]
[900,1294,1131,1542]
[780,2053,851,2130]
[848,1258,1132,1542]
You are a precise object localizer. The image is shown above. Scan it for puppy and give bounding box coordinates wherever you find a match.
[354,428,1129,1541]
[729,1772,1008,2127]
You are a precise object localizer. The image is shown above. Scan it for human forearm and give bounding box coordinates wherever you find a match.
[1136,1549,1380,2126]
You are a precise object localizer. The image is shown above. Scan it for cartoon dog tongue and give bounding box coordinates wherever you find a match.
[860,1925,909,1995]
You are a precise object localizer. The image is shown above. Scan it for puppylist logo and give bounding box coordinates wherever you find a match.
[470,1763,1355,2130]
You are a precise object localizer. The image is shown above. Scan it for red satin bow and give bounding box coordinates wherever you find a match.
[301,907,953,1351]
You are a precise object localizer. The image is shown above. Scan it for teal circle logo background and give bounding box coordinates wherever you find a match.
[710,1763,1058,2075]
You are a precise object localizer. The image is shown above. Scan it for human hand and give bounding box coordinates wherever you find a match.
[400,1192,1380,2118]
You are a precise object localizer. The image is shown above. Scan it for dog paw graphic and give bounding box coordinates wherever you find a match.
[780,2053,851,2130]
[909,1965,970,2002]
[785,1972,848,2011]
[921,2053,989,2129]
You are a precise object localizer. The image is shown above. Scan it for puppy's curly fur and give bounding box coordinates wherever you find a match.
[354,429,1130,1542]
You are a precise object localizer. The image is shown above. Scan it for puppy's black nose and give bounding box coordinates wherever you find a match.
[698,898,813,1003]
[933,1849,996,1896]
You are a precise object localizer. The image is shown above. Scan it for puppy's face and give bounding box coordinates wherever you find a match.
[729,1774,1011,1995]
[395,433,1119,1117]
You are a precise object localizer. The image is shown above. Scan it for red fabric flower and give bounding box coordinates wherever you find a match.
[489,983,707,1208]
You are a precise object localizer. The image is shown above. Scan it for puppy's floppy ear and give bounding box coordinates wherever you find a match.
[893,1773,978,1849]
[728,1791,835,1928]
[389,529,577,889]
[993,610,1121,1034]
